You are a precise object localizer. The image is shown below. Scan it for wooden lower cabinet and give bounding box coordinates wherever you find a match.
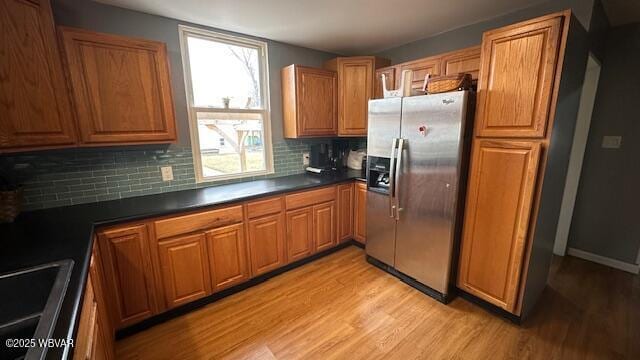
[75,251,114,360]
[248,213,286,276]
[337,183,354,242]
[93,182,362,330]
[206,223,250,291]
[457,140,541,312]
[286,207,314,262]
[157,233,211,308]
[97,224,158,329]
[313,201,336,252]
[354,182,367,243]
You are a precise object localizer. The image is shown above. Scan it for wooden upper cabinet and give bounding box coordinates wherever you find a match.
[97,224,158,329]
[59,27,177,145]
[206,223,250,291]
[457,140,541,312]
[248,213,286,276]
[286,207,314,262]
[0,0,77,152]
[282,65,337,138]
[354,182,367,243]
[398,57,440,91]
[157,233,212,309]
[324,56,390,136]
[374,66,396,99]
[475,16,563,138]
[337,183,354,242]
[440,46,481,80]
[313,201,336,252]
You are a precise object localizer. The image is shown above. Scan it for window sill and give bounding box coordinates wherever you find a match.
[196,169,275,184]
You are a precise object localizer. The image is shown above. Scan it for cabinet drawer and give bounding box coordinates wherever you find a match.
[154,205,243,239]
[285,186,336,210]
[247,197,283,218]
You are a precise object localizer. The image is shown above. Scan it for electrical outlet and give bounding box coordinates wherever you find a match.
[302,152,310,166]
[160,166,174,181]
[602,135,622,149]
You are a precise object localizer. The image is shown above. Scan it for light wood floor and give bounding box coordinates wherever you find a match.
[116,246,640,359]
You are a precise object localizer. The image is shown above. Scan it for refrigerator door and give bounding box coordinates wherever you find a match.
[367,97,402,158]
[365,190,397,266]
[394,92,469,295]
[365,97,401,266]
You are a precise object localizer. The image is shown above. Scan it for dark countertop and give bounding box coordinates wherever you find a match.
[0,169,365,359]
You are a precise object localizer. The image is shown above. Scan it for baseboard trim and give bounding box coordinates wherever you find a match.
[567,247,640,274]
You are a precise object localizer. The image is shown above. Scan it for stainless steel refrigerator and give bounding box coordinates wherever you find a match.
[365,91,473,302]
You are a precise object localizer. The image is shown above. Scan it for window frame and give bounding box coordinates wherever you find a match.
[178,25,274,183]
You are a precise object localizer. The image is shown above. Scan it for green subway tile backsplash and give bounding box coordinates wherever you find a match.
[2,138,367,211]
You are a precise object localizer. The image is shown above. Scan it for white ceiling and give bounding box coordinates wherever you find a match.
[602,0,640,27]
[96,0,549,54]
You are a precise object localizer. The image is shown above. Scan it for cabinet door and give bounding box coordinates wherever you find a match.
[475,16,562,138]
[0,0,77,151]
[206,223,250,291]
[353,182,367,243]
[92,315,110,360]
[74,273,97,360]
[374,67,396,99]
[157,233,212,308]
[286,207,313,262]
[398,57,440,91]
[297,66,337,136]
[97,224,158,329]
[337,183,354,242]
[440,46,481,80]
[337,58,374,136]
[457,140,541,312]
[60,27,177,145]
[248,213,286,276]
[89,249,115,359]
[313,201,336,252]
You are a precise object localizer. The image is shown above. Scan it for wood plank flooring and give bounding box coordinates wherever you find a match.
[116,246,640,359]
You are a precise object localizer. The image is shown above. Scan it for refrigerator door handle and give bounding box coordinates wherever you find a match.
[394,138,405,220]
[388,138,398,218]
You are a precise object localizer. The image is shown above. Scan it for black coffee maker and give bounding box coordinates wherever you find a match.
[331,139,350,169]
[309,144,331,169]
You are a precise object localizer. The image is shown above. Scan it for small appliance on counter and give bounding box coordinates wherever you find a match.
[331,139,350,169]
[347,149,366,170]
[306,143,331,174]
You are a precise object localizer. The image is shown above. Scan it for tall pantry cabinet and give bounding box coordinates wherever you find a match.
[457,10,587,317]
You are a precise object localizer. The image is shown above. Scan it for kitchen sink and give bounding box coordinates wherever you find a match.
[0,260,74,360]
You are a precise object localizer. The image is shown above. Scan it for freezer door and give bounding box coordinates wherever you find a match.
[367,98,402,158]
[394,92,469,295]
[365,190,397,266]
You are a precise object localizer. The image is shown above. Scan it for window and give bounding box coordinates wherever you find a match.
[179,26,273,182]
